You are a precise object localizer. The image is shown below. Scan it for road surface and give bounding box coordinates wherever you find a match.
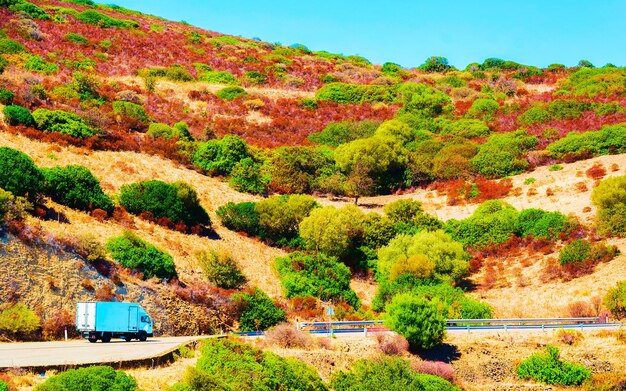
[0,336,203,369]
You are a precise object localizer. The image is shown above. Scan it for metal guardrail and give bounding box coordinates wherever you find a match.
[446,317,603,325]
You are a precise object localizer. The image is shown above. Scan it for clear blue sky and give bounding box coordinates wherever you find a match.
[106,0,626,69]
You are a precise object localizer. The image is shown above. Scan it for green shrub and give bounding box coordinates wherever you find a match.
[446,200,519,247]
[470,130,537,178]
[10,1,50,19]
[548,124,626,158]
[0,146,43,197]
[467,98,499,121]
[397,82,451,117]
[439,118,490,138]
[0,380,7,391]
[517,345,591,386]
[547,99,591,120]
[182,367,230,391]
[233,288,286,331]
[216,86,247,101]
[604,280,626,319]
[229,158,268,194]
[331,356,459,391]
[32,109,99,138]
[0,88,15,105]
[560,67,626,97]
[64,32,88,44]
[0,302,40,339]
[268,145,335,194]
[199,70,239,85]
[106,230,176,279]
[119,180,210,226]
[164,65,194,82]
[518,106,551,125]
[300,98,318,109]
[315,82,394,104]
[308,120,379,147]
[0,56,8,74]
[275,251,359,307]
[146,122,173,139]
[0,38,24,54]
[196,249,246,289]
[193,135,251,175]
[559,239,592,265]
[42,165,113,213]
[75,9,139,29]
[591,175,626,236]
[112,101,149,124]
[216,201,260,236]
[549,164,563,171]
[0,188,32,225]
[3,105,36,127]
[243,71,268,85]
[373,277,492,318]
[195,338,326,391]
[516,209,570,240]
[385,293,446,349]
[35,366,137,391]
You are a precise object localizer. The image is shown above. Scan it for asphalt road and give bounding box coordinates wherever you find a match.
[0,336,203,369]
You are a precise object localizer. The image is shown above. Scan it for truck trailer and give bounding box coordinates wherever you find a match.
[76,301,153,343]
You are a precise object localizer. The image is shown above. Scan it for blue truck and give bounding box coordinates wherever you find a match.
[76,302,154,343]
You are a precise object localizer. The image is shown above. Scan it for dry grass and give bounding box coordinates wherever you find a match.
[0,131,285,297]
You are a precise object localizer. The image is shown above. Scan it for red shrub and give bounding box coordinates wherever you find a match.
[586,163,607,179]
[414,361,455,383]
[377,333,409,356]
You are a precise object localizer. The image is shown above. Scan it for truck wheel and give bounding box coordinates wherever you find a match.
[124,334,133,342]
[138,331,147,342]
[101,333,111,343]
[88,337,97,343]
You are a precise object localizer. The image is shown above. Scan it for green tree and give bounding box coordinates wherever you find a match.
[216,201,260,236]
[308,120,379,147]
[268,146,334,194]
[0,147,44,198]
[385,294,446,349]
[377,230,468,283]
[299,204,365,259]
[419,56,452,72]
[106,230,177,279]
[604,280,626,319]
[275,251,359,307]
[229,158,268,194]
[591,175,626,236]
[42,165,113,213]
[335,136,409,193]
[194,135,251,176]
[470,130,537,178]
[255,194,317,242]
[233,288,286,331]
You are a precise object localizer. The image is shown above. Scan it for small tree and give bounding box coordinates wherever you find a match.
[517,345,591,386]
[0,147,44,198]
[384,293,446,349]
[419,56,452,73]
[35,366,137,391]
[2,105,36,127]
[299,204,364,259]
[592,175,626,236]
[604,280,626,319]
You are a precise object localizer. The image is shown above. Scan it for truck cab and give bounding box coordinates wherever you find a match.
[76,302,154,343]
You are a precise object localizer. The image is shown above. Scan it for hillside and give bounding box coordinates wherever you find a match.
[1,0,626,390]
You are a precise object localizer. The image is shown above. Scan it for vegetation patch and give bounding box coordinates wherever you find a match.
[42,165,113,213]
[32,108,99,138]
[35,366,137,391]
[233,288,286,331]
[106,230,177,279]
[517,345,591,386]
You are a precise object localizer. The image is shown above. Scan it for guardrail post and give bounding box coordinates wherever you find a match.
[541,324,544,332]
[466,325,470,333]
[504,324,508,332]
[364,328,367,337]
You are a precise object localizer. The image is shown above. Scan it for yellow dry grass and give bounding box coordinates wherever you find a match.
[0,131,285,297]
